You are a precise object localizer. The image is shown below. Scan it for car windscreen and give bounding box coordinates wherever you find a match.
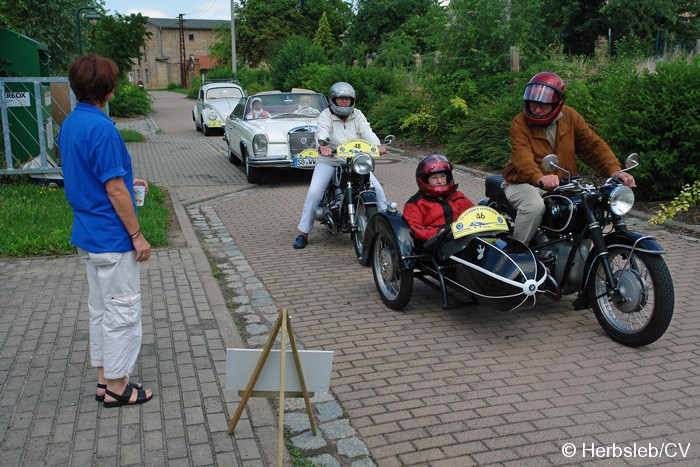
[207,87,244,100]
[244,93,327,119]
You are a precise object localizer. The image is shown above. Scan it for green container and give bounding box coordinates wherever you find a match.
[0,28,55,166]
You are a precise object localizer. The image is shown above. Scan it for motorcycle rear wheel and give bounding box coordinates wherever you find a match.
[372,230,413,310]
[589,248,674,347]
[353,202,378,265]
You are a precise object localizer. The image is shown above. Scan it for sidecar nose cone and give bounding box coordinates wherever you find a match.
[523,279,539,296]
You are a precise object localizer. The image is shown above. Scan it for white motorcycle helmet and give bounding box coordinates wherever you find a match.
[329,82,355,117]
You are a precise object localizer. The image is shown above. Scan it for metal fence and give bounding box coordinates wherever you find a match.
[0,77,74,178]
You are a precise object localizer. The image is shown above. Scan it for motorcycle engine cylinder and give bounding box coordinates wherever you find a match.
[566,239,592,289]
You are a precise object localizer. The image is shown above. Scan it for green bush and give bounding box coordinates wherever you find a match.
[366,91,426,139]
[445,94,519,170]
[187,76,201,99]
[269,36,327,91]
[237,65,274,94]
[597,57,700,200]
[111,81,151,117]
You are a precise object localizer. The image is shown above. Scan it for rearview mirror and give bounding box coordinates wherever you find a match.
[625,153,639,169]
[383,134,395,146]
[541,154,559,172]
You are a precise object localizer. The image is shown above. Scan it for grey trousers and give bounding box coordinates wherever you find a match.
[502,181,546,244]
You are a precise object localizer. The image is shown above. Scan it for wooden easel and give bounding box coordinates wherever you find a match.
[227,309,316,466]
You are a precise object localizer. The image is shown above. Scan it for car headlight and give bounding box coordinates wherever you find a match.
[352,154,374,175]
[609,185,634,215]
[253,134,268,157]
[206,110,220,122]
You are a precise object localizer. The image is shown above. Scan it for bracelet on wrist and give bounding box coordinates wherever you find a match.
[130,228,142,239]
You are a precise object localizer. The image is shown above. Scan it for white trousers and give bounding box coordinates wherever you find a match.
[297,163,387,234]
[79,248,142,380]
[502,182,546,244]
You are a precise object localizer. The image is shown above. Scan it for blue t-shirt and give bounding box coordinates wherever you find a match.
[58,102,136,253]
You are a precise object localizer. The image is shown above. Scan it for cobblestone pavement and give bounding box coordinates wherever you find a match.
[2,90,699,466]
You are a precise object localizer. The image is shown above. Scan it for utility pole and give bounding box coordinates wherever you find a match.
[230,0,237,76]
[179,14,187,88]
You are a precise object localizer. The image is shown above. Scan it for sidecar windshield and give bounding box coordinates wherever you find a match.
[451,206,509,239]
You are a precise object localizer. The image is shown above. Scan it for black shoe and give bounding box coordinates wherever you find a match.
[293,235,308,249]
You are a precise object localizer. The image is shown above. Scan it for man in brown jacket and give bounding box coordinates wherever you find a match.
[502,71,636,243]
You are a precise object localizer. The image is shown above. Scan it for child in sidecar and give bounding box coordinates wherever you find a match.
[403,154,474,249]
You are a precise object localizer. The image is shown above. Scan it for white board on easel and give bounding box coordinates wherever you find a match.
[226,349,333,393]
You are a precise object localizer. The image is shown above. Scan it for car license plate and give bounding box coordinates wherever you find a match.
[293,157,317,167]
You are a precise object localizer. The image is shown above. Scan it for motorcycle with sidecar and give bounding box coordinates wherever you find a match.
[358,153,674,347]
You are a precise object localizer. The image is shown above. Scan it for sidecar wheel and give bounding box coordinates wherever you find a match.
[353,203,378,265]
[372,230,413,310]
[589,248,674,347]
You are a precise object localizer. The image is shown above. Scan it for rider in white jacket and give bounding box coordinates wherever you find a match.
[294,82,387,249]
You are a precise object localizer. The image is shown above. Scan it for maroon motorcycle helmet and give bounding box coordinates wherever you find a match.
[416,154,456,198]
[523,71,565,126]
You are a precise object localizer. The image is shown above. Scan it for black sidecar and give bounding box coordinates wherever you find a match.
[359,205,548,311]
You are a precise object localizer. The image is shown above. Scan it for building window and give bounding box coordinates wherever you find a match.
[128,72,134,83]
[188,33,194,41]
[145,69,150,84]
[137,69,142,81]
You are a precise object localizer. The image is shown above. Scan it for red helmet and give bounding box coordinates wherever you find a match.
[523,72,565,126]
[416,154,456,198]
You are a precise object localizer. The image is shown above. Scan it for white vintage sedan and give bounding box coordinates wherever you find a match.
[223,90,328,183]
[192,81,245,136]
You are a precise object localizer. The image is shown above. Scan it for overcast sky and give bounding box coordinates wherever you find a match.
[104,0,232,20]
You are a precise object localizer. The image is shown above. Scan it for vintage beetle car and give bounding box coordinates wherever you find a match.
[223,90,328,183]
[192,80,245,136]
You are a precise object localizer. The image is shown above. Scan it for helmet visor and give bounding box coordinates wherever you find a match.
[523,83,561,104]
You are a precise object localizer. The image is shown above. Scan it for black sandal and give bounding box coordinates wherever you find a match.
[95,382,143,402]
[103,384,153,408]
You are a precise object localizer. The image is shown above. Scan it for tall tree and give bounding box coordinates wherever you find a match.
[235,0,350,66]
[0,0,106,73]
[345,0,439,53]
[92,13,151,80]
[603,0,700,53]
[313,12,335,56]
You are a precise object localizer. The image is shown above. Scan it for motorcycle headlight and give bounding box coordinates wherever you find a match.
[253,134,268,157]
[609,185,634,216]
[352,154,374,175]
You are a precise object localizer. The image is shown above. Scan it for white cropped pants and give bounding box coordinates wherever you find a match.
[297,163,387,235]
[79,248,142,380]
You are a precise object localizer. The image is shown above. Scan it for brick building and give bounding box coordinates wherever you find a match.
[126,18,229,89]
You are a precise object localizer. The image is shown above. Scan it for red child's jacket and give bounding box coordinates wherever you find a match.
[403,189,474,242]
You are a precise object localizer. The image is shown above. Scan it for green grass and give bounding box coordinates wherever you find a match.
[119,129,146,142]
[0,179,170,257]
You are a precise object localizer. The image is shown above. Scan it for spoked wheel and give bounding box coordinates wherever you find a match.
[589,248,674,347]
[353,201,378,265]
[372,230,413,310]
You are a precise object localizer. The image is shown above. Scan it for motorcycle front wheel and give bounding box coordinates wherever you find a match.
[372,230,413,310]
[353,201,378,265]
[589,248,674,347]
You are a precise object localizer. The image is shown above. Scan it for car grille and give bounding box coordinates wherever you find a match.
[289,126,317,155]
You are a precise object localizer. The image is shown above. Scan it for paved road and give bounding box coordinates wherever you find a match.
[149,92,700,466]
[2,90,699,466]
